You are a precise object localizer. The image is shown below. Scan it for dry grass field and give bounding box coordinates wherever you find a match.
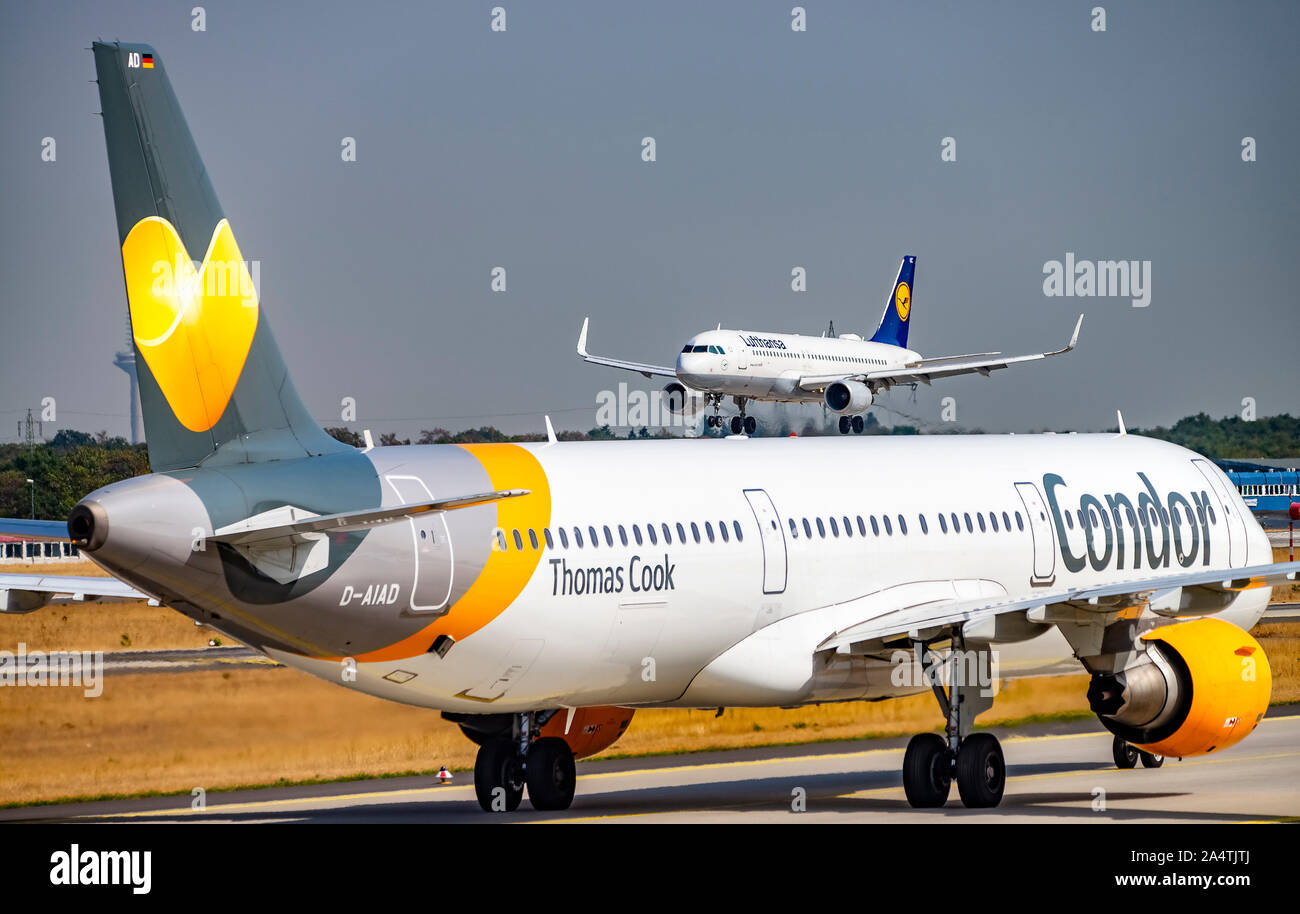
[0,550,1295,806]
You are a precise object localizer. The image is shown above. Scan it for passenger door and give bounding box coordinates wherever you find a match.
[743,488,788,594]
[1014,481,1056,586]
[384,474,454,614]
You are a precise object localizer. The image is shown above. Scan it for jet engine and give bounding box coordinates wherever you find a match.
[824,380,874,415]
[662,382,708,417]
[1086,617,1270,758]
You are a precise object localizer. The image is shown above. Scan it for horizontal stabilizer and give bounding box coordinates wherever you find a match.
[210,489,531,547]
[0,574,155,614]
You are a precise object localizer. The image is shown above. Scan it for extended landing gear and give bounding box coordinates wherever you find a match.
[1113,735,1139,769]
[1111,734,1164,770]
[473,712,578,813]
[728,397,756,436]
[525,736,577,810]
[704,395,757,435]
[474,739,525,812]
[706,393,724,432]
[836,415,866,435]
[901,637,1005,809]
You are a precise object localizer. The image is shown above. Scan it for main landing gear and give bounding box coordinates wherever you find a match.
[473,711,577,812]
[1111,735,1164,770]
[901,637,1006,809]
[704,395,756,435]
[837,415,866,435]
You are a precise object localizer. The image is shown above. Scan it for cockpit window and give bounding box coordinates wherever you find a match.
[682,345,693,353]
[692,345,708,353]
[715,346,724,354]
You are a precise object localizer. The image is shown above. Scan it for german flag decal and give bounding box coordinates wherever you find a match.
[142,53,154,69]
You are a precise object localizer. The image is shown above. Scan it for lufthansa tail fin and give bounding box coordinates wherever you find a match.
[92,42,344,472]
[868,256,915,349]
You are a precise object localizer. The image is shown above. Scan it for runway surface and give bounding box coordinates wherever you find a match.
[9,711,1298,824]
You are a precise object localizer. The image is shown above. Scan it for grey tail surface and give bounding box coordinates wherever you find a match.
[92,41,345,471]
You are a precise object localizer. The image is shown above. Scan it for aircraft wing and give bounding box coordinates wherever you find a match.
[0,518,70,541]
[576,318,678,380]
[798,314,1083,392]
[816,558,1300,655]
[0,573,156,614]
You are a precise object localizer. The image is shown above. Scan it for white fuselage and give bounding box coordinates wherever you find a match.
[269,434,1272,715]
[675,329,918,400]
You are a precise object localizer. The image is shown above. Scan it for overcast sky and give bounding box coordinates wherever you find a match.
[1,0,1297,442]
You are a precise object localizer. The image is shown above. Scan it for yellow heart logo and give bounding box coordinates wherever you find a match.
[121,217,259,432]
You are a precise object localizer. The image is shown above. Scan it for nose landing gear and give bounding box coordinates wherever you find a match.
[837,414,866,434]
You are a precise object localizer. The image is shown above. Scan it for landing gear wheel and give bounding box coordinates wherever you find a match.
[1112,735,1139,769]
[475,739,524,812]
[730,415,744,435]
[525,736,577,811]
[838,416,850,435]
[956,732,1005,808]
[902,733,952,808]
[1139,750,1164,769]
[851,415,864,434]
[706,415,716,428]
[743,416,757,435]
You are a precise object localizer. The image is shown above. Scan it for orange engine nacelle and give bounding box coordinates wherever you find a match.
[1088,617,1271,758]
[539,706,635,760]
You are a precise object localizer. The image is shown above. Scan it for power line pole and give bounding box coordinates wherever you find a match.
[17,408,41,449]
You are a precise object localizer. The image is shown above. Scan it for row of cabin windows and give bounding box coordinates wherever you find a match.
[755,349,887,367]
[490,499,1224,554]
[789,509,1027,541]
[496,520,746,552]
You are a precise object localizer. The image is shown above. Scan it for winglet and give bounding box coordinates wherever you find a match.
[577,317,590,357]
[1117,410,1127,436]
[544,415,557,444]
[1067,314,1084,351]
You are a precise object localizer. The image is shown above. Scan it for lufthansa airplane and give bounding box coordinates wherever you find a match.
[577,262,1084,435]
[1,43,1296,814]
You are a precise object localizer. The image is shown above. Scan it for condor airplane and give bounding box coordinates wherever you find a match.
[577,260,1084,435]
[2,42,1296,814]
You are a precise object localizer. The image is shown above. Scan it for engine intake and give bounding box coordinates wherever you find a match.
[824,380,874,415]
[662,382,707,417]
